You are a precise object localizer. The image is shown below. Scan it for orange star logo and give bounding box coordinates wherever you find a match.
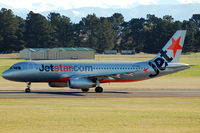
[167,36,183,57]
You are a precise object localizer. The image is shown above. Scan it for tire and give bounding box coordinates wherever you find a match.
[81,88,89,92]
[95,87,103,93]
[25,88,31,93]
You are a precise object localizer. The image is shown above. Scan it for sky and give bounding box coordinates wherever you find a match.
[1,0,200,12]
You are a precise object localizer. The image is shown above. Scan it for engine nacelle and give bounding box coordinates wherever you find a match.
[68,78,96,89]
[48,82,68,87]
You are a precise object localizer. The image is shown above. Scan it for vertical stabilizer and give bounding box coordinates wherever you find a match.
[153,30,186,63]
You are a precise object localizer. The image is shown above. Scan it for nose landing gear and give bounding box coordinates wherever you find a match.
[25,82,31,93]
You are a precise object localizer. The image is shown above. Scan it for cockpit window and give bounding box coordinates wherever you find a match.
[10,66,21,70]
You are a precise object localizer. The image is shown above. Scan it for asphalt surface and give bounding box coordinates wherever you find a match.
[0,89,200,98]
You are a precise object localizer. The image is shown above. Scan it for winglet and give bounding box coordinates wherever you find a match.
[153,30,186,63]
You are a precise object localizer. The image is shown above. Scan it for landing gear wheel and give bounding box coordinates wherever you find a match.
[25,88,31,93]
[25,82,31,93]
[95,87,103,93]
[81,88,89,92]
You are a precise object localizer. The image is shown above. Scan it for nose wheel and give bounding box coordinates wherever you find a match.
[25,88,31,93]
[25,82,31,93]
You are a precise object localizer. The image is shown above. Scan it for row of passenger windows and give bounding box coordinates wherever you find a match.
[10,66,21,70]
[8,66,145,71]
[93,67,145,70]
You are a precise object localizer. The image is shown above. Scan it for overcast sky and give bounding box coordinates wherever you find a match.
[1,0,200,12]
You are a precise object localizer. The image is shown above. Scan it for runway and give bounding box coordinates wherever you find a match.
[0,89,200,98]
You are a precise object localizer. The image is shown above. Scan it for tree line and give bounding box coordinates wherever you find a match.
[0,8,200,53]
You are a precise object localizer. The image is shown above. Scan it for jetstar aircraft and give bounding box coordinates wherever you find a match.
[2,30,190,93]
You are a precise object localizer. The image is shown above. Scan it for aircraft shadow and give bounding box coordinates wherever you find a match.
[0,91,84,97]
[33,91,130,95]
[0,90,130,97]
[32,91,85,96]
[99,91,130,94]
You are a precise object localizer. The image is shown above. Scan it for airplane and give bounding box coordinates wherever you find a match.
[2,30,190,93]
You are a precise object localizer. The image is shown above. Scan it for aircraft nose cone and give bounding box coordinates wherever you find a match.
[2,70,11,80]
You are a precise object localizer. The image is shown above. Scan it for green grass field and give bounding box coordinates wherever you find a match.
[0,98,200,133]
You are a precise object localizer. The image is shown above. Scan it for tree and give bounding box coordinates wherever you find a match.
[190,14,200,27]
[120,18,146,52]
[0,8,21,52]
[0,8,200,53]
[25,11,55,48]
[15,16,26,51]
[48,13,73,47]
[195,31,200,51]
[109,13,124,50]
[97,17,116,52]
[182,20,199,52]
[163,15,174,23]
[109,13,124,28]
[80,15,116,53]
[80,14,100,49]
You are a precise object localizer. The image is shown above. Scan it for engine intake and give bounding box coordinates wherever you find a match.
[68,78,96,89]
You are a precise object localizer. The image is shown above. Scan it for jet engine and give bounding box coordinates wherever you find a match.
[48,82,68,87]
[68,78,96,89]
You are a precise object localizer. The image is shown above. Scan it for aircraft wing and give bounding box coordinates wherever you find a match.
[65,70,140,80]
[57,71,134,81]
[79,71,131,78]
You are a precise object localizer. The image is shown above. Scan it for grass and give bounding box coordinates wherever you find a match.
[0,98,200,133]
[167,55,200,77]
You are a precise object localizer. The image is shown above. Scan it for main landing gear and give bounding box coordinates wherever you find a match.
[81,88,89,92]
[95,80,103,93]
[81,87,103,93]
[25,82,31,93]
[81,80,104,93]
[95,87,103,93]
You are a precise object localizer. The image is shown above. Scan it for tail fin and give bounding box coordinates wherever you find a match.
[153,30,186,63]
